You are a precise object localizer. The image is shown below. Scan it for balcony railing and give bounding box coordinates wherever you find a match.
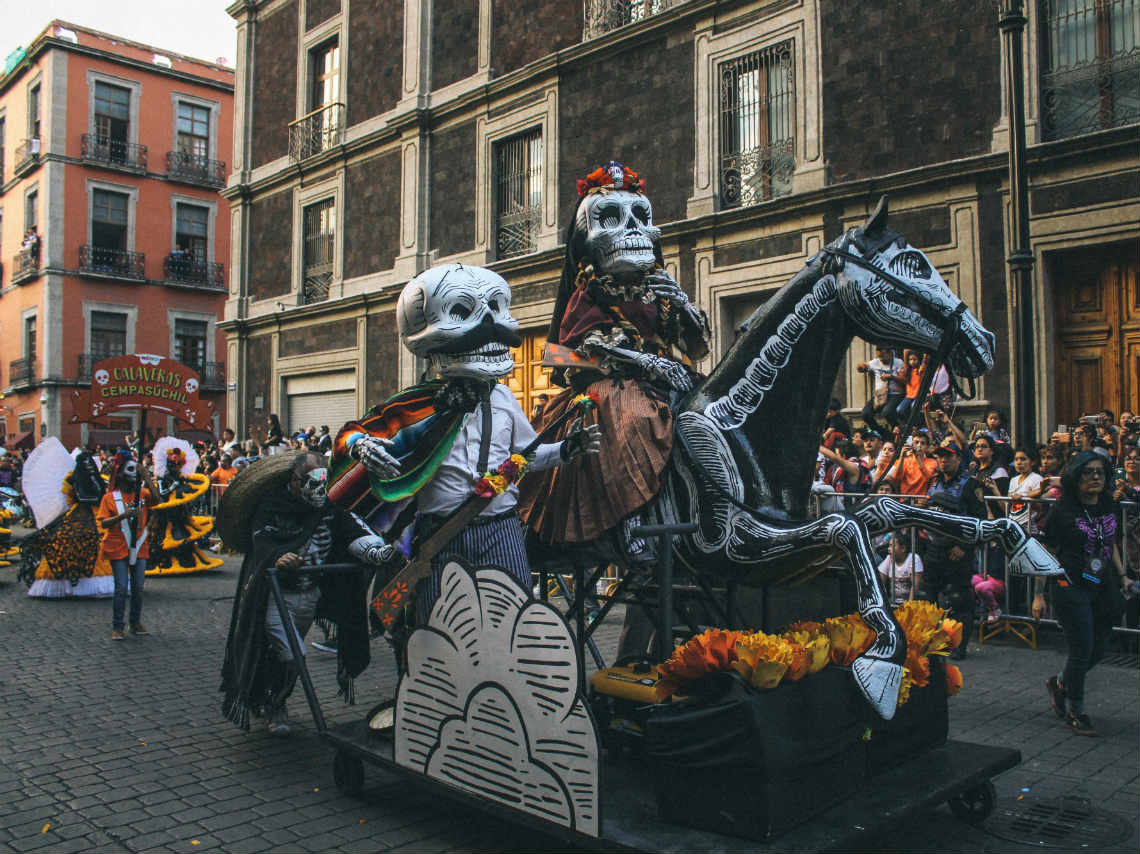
[14,138,41,177]
[81,133,148,172]
[583,0,679,38]
[288,103,345,162]
[78,245,146,280]
[77,353,123,383]
[165,151,226,188]
[163,253,225,290]
[9,358,37,388]
[12,248,41,285]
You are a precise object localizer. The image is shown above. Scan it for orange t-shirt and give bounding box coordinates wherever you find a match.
[904,367,924,400]
[96,488,152,560]
[210,466,237,485]
[889,455,938,496]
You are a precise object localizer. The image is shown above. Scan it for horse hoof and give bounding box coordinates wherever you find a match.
[1008,538,1064,577]
[852,656,902,721]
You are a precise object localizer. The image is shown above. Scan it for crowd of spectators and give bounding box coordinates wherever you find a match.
[818,347,1139,640]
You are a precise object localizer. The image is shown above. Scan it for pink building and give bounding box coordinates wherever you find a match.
[0,21,234,450]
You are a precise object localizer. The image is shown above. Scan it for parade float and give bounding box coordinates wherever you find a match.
[239,194,1062,850]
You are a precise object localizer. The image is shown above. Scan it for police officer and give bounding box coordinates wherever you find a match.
[922,437,988,658]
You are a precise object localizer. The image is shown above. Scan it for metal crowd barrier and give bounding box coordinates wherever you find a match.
[809,489,1139,641]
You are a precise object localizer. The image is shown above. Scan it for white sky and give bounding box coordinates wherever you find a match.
[4,0,238,67]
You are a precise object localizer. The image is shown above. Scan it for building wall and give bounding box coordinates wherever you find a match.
[819,0,1001,182]
[429,121,477,258]
[343,150,401,278]
[306,0,341,31]
[250,1,297,169]
[248,189,294,300]
[492,0,581,78]
[431,0,478,89]
[346,0,402,125]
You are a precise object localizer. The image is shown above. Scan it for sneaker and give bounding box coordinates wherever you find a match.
[1045,676,1067,719]
[111,629,126,641]
[985,609,1001,624]
[1065,712,1098,737]
[130,623,150,636]
[266,707,291,737]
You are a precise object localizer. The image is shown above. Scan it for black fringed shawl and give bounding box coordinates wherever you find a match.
[219,490,372,730]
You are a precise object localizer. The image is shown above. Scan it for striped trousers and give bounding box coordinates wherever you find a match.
[415,513,532,623]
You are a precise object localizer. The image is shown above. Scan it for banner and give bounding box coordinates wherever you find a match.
[69,354,215,430]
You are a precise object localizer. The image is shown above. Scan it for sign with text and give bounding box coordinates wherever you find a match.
[69,354,215,429]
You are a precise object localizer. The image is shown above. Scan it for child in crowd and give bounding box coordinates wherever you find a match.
[877,534,924,607]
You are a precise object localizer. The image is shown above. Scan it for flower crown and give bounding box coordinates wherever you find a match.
[166,448,186,462]
[576,160,646,198]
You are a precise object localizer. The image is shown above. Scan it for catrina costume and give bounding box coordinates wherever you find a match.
[146,438,224,576]
[20,446,114,598]
[518,162,710,544]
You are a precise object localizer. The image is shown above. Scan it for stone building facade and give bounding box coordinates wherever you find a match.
[222,0,1138,443]
[0,21,234,450]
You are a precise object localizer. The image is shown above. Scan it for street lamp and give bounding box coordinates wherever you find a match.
[995,0,1037,446]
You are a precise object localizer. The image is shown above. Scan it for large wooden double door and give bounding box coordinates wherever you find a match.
[1053,242,1139,424]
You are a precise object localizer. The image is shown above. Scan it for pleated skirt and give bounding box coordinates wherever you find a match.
[518,378,673,544]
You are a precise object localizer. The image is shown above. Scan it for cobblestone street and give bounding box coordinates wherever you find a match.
[1,548,1136,853]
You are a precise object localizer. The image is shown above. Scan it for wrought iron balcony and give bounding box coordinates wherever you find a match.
[583,0,679,38]
[165,151,226,188]
[9,358,37,389]
[192,361,226,391]
[78,245,146,280]
[14,138,41,177]
[288,103,345,162]
[81,133,148,172]
[163,253,225,290]
[77,353,121,383]
[11,247,41,285]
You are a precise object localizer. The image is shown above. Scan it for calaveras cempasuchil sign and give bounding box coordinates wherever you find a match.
[70,354,215,429]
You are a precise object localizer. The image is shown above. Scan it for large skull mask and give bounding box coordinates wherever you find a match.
[396,264,522,380]
[576,190,660,278]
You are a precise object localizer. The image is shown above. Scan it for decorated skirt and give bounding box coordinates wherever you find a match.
[519,378,673,544]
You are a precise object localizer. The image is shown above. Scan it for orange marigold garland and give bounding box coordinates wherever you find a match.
[733,632,794,690]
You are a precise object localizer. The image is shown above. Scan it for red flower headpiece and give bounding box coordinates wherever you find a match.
[576,160,646,198]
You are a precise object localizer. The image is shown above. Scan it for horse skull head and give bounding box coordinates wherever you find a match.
[396,264,522,380]
[577,190,659,278]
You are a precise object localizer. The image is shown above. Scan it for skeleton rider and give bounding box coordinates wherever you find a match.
[329,264,601,621]
[518,161,711,553]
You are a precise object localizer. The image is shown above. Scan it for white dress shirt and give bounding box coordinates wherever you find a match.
[416,383,563,517]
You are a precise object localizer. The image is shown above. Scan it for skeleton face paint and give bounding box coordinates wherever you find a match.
[577,190,660,277]
[396,264,521,380]
[120,460,138,485]
[297,467,328,508]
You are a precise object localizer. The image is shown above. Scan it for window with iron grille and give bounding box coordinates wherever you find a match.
[1039,0,1139,140]
[94,81,131,163]
[175,203,209,260]
[92,189,129,251]
[494,129,542,260]
[177,102,210,158]
[718,41,795,209]
[302,198,336,304]
[90,311,127,360]
[174,318,208,369]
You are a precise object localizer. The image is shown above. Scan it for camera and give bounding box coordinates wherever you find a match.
[1080,415,1102,427]
[1125,417,1140,435]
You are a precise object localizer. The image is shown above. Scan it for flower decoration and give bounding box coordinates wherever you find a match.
[823,614,875,666]
[784,629,830,675]
[892,600,964,707]
[733,632,795,689]
[656,628,740,701]
[571,392,601,411]
[945,663,963,697]
[473,456,529,498]
[576,161,647,198]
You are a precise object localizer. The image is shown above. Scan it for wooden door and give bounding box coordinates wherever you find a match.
[502,328,555,422]
[1053,242,1140,425]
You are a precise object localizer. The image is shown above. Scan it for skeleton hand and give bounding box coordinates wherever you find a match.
[351,436,400,479]
[647,270,710,339]
[560,419,602,462]
[627,351,694,392]
[348,534,400,566]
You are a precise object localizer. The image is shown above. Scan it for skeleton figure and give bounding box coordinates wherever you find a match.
[332,264,601,617]
[518,161,710,547]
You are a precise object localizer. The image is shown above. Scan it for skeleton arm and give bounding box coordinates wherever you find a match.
[347,434,401,479]
[347,533,398,565]
[646,270,711,359]
[580,330,694,392]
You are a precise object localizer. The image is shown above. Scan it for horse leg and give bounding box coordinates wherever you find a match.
[854,498,1063,577]
[730,511,906,719]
